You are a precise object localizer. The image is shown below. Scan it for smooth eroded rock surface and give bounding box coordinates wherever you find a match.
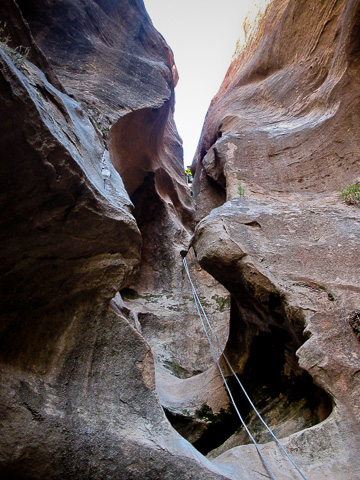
[190,0,360,477]
[1,0,360,478]
[0,2,232,479]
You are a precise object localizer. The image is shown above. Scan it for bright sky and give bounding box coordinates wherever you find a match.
[144,0,251,167]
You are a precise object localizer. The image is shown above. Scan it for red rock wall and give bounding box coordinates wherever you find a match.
[2,0,359,478]
[0,2,229,479]
[191,0,360,478]
[193,0,360,213]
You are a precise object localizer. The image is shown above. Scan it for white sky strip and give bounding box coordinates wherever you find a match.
[144,0,251,166]
[182,256,309,480]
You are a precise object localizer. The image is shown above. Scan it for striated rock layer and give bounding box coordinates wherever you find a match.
[18,0,230,378]
[191,0,360,478]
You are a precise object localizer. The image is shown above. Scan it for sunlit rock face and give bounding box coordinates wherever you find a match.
[191,0,360,478]
[0,1,230,479]
[193,0,360,208]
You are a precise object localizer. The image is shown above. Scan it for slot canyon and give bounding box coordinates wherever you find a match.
[0,0,359,479]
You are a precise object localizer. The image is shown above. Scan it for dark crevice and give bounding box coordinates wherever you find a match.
[207,174,226,207]
[347,1,360,65]
[131,172,160,230]
[165,284,333,456]
[244,220,261,228]
[348,310,360,340]
[223,326,333,450]
[165,406,239,455]
[120,288,140,300]
[193,170,226,221]
[127,172,175,292]
[0,469,38,480]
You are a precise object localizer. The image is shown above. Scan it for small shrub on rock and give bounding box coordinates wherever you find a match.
[0,20,11,45]
[338,183,360,205]
[238,182,244,197]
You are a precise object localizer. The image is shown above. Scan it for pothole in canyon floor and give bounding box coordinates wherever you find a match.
[164,301,333,457]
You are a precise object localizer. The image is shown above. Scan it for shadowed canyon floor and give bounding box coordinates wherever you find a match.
[0,0,360,479]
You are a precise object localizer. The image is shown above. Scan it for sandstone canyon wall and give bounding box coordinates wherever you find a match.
[192,0,360,478]
[0,0,359,479]
[0,1,229,479]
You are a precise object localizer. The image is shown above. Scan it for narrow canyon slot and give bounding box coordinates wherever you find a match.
[0,0,359,479]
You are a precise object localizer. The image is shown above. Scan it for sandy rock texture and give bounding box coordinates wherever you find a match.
[191,0,360,478]
[0,1,231,479]
[18,0,231,377]
[193,0,360,214]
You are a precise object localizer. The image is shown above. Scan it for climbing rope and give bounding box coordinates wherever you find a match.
[182,256,309,480]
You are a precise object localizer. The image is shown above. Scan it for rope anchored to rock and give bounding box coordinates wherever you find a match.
[182,255,309,480]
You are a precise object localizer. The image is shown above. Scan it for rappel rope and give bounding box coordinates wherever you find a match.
[182,256,309,480]
[183,260,277,480]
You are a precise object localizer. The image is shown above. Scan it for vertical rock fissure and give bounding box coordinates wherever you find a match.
[105,74,333,459]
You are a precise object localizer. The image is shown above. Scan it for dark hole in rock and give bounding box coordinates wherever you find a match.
[16,0,39,18]
[0,465,39,480]
[131,172,160,228]
[165,407,238,455]
[207,174,226,206]
[120,288,140,300]
[220,327,333,451]
[193,169,226,221]
[165,295,333,457]
[129,172,174,291]
[348,2,360,62]
[244,220,261,228]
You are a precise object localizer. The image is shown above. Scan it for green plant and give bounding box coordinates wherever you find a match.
[185,167,193,178]
[327,291,335,301]
[163,360,189,378]
[318,285,335,301]
[96,120,110,137]
[338,183,360,205]
[195,403,229,423]
[238,182,244,196]
[211,294,230,312]
[1,20,30,71]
